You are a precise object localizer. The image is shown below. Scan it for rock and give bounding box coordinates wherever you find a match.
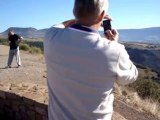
[112,112,127,120]
[35,107,47,115]
[35,113,43,120]
[0,91,6,99]
[27,84,38,92]
[19,105,26,113]
[27,110,35,120]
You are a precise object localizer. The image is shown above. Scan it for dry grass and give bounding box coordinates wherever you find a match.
[114,84,160,119]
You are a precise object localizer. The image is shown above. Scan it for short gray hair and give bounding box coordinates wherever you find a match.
[74,0,108,22]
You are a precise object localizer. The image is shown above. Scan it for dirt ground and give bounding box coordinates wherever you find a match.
[0,45,47,86]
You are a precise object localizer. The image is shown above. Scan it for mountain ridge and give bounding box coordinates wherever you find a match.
[118,27,160,44]
[0,27,48,38]
[1,27,160,44]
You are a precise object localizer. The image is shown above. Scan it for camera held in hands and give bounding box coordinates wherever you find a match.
[103,19,112,32]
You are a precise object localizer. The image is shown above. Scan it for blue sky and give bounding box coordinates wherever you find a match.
[0,0,160,32]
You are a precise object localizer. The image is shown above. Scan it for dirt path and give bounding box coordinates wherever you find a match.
[0,45,47,86]
[0,45,159,120]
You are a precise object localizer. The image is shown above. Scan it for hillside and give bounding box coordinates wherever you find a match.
[1,27,48,38]
[1,27,160,44]
[118,27,160,44]
[123,42,160,73]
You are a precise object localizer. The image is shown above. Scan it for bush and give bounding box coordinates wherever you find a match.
[0,38,43,54]
[129,78,160,102]
[24,41,43,51]
[21,40,44,53]
[19,44,30,51]
[0,38,8,45]
[29,47,42,54]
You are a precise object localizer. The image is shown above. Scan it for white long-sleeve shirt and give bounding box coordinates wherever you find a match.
[44,24,138,120]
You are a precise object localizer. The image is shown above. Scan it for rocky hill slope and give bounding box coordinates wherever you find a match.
[123,42,160,72]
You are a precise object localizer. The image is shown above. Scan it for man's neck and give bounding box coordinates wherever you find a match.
[77,20,100,31]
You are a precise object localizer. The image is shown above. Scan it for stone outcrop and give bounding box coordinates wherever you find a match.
[0,82,127,120]
[0,82,48,120]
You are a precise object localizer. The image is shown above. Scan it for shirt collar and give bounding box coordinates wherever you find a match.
[69,24,98,34]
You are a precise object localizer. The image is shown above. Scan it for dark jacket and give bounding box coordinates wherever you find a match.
[8,34,21,49]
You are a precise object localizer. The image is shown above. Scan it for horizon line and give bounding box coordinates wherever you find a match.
[1,26,160,33]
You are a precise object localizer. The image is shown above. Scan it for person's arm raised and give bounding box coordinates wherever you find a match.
[62,19,77,28]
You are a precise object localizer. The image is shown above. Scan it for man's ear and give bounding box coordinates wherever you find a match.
[96,10,105,23]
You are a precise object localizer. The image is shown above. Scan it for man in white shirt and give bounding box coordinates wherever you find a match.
[44,0,138,120]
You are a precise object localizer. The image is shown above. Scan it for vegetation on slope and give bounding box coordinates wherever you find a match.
[128,66,160,102]
[0,38,43,54]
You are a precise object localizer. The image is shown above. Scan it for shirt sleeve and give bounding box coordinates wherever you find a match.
[44,23,65,41]
[52,24,65,28]
[116,45,138,85]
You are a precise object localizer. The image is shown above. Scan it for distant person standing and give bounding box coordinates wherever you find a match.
[7,30,22,68]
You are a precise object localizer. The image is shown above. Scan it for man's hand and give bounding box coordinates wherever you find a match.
[102,15,119,41]
[63,19,77,28]
[104,29,119,41]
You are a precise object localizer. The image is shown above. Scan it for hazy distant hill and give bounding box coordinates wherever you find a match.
[1,27,48,38]
[118,27,160,44]
[100,27,160,44]
[1,27,160,44]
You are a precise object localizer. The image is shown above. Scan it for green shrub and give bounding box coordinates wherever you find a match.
[19,44,30,51]
[29,46,42,54]
[129,78,160,102]
[0,39,43,54]
[0,38,8,45]
[21,40,44,53]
